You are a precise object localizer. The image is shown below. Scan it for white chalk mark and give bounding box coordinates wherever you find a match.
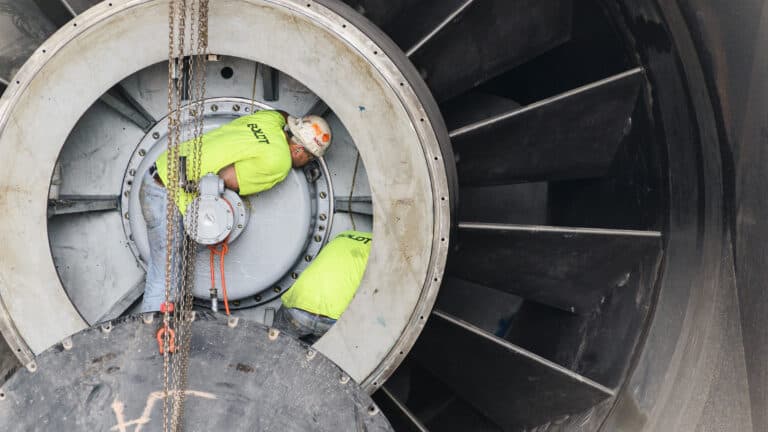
[111,390,217,432]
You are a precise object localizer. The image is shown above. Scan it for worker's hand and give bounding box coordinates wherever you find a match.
[218,164,240,192]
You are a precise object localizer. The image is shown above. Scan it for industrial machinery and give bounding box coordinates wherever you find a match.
[0,0,765,430]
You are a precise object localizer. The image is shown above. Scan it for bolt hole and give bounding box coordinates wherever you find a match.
[342,24,347,28]
[420,118,425,122]
[73,23,77,27]
[419,316,424,320]
[306,3,311,6]
[220,67,234,79]
[42,49,46,53]
[373,51,378,55]
[434,156,439,160]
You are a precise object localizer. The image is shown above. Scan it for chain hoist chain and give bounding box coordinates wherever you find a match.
[170,1,208,430]
[163,0,186,429]
[162,0,210,430]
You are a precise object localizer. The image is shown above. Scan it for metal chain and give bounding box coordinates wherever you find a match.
[164,0,208,430]
[170,1,208,430]
[163,0,187,429]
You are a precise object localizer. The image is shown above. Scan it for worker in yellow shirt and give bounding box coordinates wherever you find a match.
[140,110,333,312]
[274,231,372,343]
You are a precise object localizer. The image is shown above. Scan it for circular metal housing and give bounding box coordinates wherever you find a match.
[186,195,235,245]
[0,0,455,392]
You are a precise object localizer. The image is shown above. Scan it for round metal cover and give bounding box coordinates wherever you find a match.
[186,195,234,245]
[0,313,393,431]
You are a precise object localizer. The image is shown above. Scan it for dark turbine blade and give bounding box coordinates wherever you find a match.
[412,310,614,430]
[410,0,573,101]
[373,387,430,432]
[448,223,662,313]
[451,68,645,186]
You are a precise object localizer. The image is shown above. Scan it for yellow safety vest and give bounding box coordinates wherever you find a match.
[156,110,292,213]
[281,231,372,319]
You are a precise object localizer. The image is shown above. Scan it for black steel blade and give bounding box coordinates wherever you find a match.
[451,68,644,186]
[412,310,614,429]
[448,222,662,313]
[410,0,573,101]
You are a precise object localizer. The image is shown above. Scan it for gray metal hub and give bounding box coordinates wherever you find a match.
[121,98,333,306]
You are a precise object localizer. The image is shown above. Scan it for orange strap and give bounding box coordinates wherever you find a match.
[208,238,230,315]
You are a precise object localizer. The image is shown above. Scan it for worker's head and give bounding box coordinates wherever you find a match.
[286,115,332,168]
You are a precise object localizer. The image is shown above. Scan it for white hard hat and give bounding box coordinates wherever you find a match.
[287,115,332,158]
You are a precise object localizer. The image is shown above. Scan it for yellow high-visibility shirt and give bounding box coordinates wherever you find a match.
[155,110,291,213]
[281,231,372,319]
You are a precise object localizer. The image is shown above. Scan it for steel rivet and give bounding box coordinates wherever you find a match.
[319,213,327,221]
[233,104,241,112]
[152,132,160,139]
[318,225,325,231]
[268,328,280,341]
[272,287,281,293]
[339,375,350,384]
[142,313,154,324]
[101,323,112,333]
[211,105,219,112]
[314,235,322,242]
[25,362,37,373]
[138,149,146,157]
[304,255,312,262]
[291,272,299,279]
[319,192,327,199]
[124,212,130,220]
[124,191,130,197]
[306,350,316,360]
[367,405,379,416]
[255,295,263,301]
[237,224,243,229]
[62,338,73,351]
[128,169,136,176]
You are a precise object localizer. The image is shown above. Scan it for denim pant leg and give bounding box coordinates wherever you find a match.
[140,171,182,312]
[273,306,314,340]
[274,307,336,343]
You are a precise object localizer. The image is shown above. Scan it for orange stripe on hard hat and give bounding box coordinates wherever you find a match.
[312,123,324,136]
[321,133,330,143]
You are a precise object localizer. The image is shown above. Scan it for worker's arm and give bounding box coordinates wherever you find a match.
[218,164,239,192]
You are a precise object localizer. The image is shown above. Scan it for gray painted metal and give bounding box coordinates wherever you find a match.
[261,64,279,101]
[47,195,119,216]
[450,68,644,186]
[0,313,393,431]
[335,196,373,216]
[449,223,662,313]
[100,85,157,131]
[412,310,614,430]
[0,0,453,394]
